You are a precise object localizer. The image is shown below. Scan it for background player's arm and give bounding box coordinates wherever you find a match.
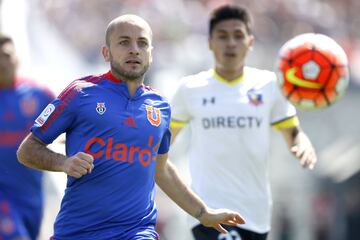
[170,124,183,144]
[17,133,94,178]
[279,125,317,169]
[155,153,245,233]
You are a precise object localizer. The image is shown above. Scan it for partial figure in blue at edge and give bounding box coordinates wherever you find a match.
[0,33,54,240]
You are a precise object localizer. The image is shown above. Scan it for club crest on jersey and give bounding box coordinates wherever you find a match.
[96,102,106,115]
[247,89,263,106]
[145,105,161,127]
[35,103,55,127]
[20,95,38,116]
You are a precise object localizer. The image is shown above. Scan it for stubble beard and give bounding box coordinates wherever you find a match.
[110,59,149,82]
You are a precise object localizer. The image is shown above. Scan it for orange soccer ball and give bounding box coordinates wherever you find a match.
[276,33,350,110]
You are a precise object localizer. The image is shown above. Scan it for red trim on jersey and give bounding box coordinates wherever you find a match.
[14,77,37,87]
[58,74,105,100]
[41,73,108,132]
[0,77,31,89]
[104,71,124,83]
[11,77,54,98]
[142,84,162,96]
[81,74,104,84]
[58,80,78,100]
[142,84,150,90]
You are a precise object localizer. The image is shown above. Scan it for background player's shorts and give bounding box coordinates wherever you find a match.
[192,224,268,240]
[0,192,41,240]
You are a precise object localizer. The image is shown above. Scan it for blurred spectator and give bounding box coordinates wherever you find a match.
[312,188,337,240]
[36,0,360,85]
[343,174,360,240]
[278,206,294,240]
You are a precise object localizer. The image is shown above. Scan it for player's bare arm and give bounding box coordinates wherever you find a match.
[17,133,94,178]
[169,125,183,144]
[155,153,245,233]
[280,126,317,169]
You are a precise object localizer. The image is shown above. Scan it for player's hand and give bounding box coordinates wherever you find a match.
[198,208,245,234]
[63,152,94,178]
[291,138,317,170]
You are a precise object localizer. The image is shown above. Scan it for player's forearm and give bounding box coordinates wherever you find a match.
[155,160,207,219]
[282,126,312,149]
[17,133,67,172]
[280,126,301,148]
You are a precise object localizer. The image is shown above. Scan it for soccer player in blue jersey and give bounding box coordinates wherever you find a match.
[0,34,54,240]
[17,15,245,239]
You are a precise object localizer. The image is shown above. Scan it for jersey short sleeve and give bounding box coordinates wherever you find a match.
[157,128,171,154]
[170,78,192,123]
[31,86,78,144]
[270,73,297,124]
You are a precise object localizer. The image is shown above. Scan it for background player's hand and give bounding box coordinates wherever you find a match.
[198,208,245,234]
[291,137,317,170]
[63,152,94,178]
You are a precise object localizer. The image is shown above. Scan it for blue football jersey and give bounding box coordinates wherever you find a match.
[0,79,54,239]
[31,71,171,239]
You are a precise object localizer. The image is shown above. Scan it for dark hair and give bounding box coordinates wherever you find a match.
[209,5,252,36]
[0,33,13,46]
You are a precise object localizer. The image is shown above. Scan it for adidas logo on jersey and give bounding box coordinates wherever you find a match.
[123,116,137,127]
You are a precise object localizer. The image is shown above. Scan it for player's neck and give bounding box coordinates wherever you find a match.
[126,80,143,97]
[110,70,143,97]
[214,67,244,81]
[0,77,15,89]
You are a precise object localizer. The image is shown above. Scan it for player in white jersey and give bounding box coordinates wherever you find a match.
[170,5,317,240]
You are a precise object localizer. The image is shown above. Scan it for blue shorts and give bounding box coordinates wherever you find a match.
[125,230,160,240]
[51,225,160,240]
[0,193,42,240]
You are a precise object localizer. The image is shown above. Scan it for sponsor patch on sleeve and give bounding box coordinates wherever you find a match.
[35,103,55,127]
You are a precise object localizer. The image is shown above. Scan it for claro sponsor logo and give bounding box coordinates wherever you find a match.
[84,136,160,167]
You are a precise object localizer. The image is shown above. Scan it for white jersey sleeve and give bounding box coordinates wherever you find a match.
[270,72,297,124]
[170,78,192,123]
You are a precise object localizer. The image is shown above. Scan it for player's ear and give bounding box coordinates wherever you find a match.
[102,45,110,62]
[208,37,213,51]
[14,55,19,69]
[149,45,154,64]
[248,35,255,51]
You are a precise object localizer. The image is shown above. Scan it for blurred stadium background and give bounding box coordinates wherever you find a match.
[1,0,359,239]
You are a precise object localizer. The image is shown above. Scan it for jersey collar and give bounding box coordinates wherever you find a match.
[103,71,146,89]
[104,71,149,98]
[212,69,244,86]
[104,71,124,83]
